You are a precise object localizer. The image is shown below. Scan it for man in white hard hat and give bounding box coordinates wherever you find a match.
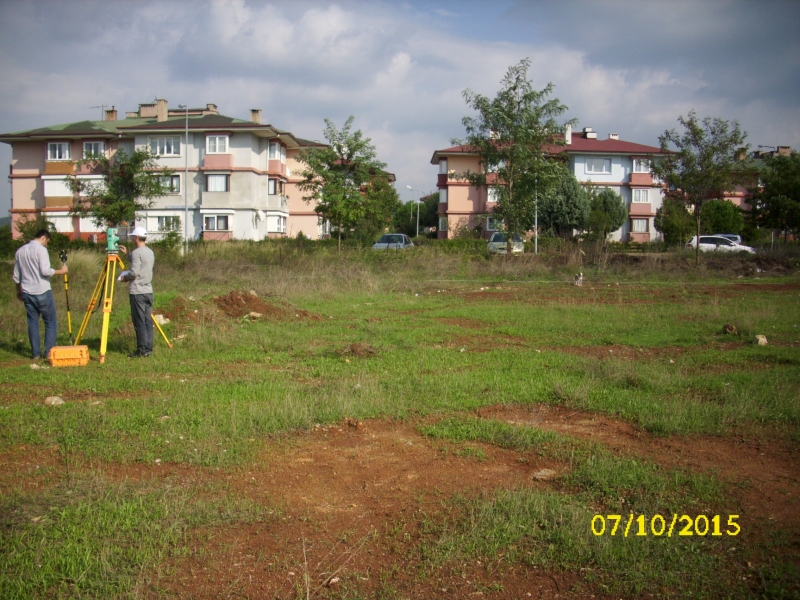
[119,226,155,357]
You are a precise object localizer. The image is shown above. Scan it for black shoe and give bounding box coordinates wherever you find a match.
[127,351,152,358]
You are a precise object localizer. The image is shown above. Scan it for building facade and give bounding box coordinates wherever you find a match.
[0,99,332,241]
[430,126,667,242]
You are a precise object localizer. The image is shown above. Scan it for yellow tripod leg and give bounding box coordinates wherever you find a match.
[151,314,173,349]
[74,260,109,345]
[98,255,123,364]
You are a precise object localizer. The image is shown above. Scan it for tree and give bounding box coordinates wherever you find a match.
[455,59,573,253]
[586,187,627,242]
[748,151,800,242]
[537,166,590,237]
[297,116,388,251]
[701,198,744,235]
[67,148,175,228]
[395,193,438,238]
[652,111,749,265]
[351,176,402,244]
[654,197,694,245]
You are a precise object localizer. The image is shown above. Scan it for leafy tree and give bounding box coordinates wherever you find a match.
[455,59,573,253]
[586,187,627,242]
[748,151,800,242]
[351,176,402,243]
[537,166,590,237]
[654,197,694,245]
[700,198,744,235]
[652,111,749,265]
[297,116,388,251]
[67,148,175,228]
[395,193,438,237]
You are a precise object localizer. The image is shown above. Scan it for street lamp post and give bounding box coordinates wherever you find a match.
[178,104,189,255]
[534,174,538,255]
[406,186,423,238]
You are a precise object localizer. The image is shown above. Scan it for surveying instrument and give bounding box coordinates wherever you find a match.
[73,227,172,363]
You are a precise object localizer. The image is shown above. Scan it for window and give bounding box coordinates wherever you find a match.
[206,135,228,154]
[439,189,448,205]
[206,174,229,192]
[157,216,180,231]
[487,187,498,203]
[161,175,180,193]
[438,216,448,232]
[486,216,501,231]
[150,137,180,156]
[281,145,286,164]
[47,142,70,160]
[632,189,649,203]
[204,215,229,231]
[83,141,105,158]
[585,157,611,174]
[632,218,648,233]
[277,216,287,233]
[439,159,448,175]
[633,158,650,173]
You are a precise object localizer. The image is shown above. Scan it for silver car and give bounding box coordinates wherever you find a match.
[685,235,755,254]
[372,233,414,250]
[487,232,524,255]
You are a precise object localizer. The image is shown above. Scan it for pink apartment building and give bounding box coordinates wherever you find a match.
[430,126,667,242]
[0,99,334,241]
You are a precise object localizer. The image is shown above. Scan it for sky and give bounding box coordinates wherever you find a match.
[1,0,798,215]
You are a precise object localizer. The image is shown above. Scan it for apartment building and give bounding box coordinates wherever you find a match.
[0,99,330,240]
[430,126,667,242]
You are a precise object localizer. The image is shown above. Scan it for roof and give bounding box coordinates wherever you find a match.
[0,113,307,147]
[431,136,664,164]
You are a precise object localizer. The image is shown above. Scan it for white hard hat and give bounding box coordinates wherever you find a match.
[130,227,148,238]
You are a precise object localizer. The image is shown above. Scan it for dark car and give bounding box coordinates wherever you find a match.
[372,234,414,250]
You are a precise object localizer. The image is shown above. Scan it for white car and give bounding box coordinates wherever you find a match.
[487,232,524,255]
[372,233,414,250]
[685,235,755,254]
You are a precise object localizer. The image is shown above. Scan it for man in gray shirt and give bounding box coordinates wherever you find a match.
[119,226,155,358]
[13,229,69,359]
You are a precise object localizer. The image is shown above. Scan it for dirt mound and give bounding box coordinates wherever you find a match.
[337,342,378,357]
[213,291,282,319]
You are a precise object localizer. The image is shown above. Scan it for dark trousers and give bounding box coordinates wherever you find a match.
[21,290,58,359]
[130,293,154,355]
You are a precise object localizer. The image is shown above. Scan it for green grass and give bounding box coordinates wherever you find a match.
[0,474,272,599]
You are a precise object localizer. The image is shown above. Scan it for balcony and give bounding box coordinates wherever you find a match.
[438,202,448,214]
[202,154,233,170]
[437,173,448,187]
[629,203,653,216]
[267,194,288,212]
[43,161,75,175]
[630,172,652,186]
[200,191,232,208]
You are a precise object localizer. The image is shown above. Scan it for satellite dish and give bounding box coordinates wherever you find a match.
[257,210,266,222]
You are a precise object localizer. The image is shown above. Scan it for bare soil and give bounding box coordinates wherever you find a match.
[3,405,790,599]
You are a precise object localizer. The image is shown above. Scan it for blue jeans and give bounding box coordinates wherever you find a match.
[22,290,58,359]
[130,293,154,355]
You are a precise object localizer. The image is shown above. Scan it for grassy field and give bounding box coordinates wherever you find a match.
[1,241,798,598]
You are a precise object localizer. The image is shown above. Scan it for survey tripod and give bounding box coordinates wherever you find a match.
[74,228,172,363]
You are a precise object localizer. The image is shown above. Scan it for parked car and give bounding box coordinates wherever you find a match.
[714,233,742,244]
[685,235,755,254]
[487,232,524,255]
[372,233,414,250]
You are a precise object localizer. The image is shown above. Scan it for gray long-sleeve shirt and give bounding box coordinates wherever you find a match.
[13,240,55,295]
[127,245,154,295]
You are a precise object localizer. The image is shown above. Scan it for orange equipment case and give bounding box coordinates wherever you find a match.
[49,345,90,367]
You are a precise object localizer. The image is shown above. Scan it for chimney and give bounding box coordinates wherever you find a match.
[608,133,619,140]
[777,145,791,156]
[250,109,262,124]
[157,98,168,122]
[205,103,218,114]
[583,127,597,139]
[565,123,572,145]
[139,103,157,118]
[105,106,118,121]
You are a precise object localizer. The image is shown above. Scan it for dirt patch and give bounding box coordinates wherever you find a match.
[442,333,529,353]
[435,317,490,329]
[212,291,323,322]
[337,342,378,357]
[0,445,62,496]
[543,341,746,362]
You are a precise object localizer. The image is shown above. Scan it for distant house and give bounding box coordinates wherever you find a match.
[0,99,335,241]
[430,126,668,242]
